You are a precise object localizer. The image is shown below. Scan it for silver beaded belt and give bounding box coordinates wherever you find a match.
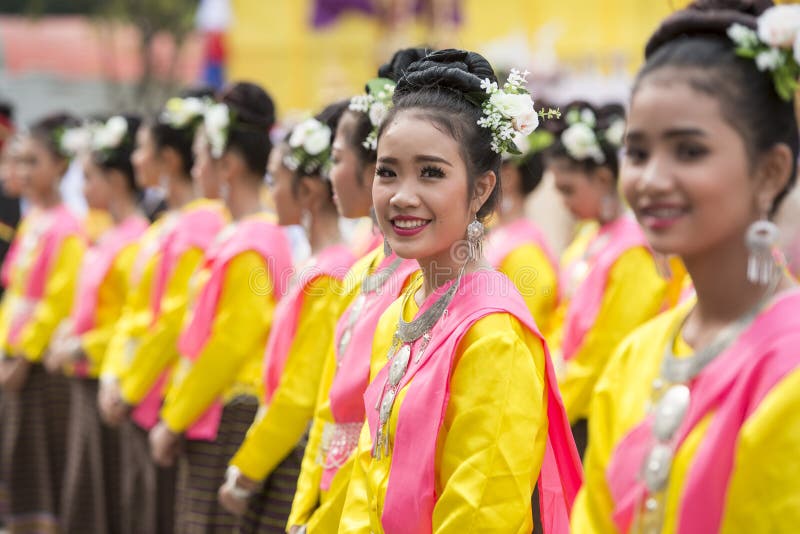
[318,421,362,469]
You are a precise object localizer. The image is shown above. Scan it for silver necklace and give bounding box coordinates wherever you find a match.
[337,257,403,362]
[637,283,778,531]
[372,272,462,459]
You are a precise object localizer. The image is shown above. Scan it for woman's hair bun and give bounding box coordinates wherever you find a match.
[220,81,275,131]
[377,47,433,83]
[645,0,773,58]
[394,48,496,100]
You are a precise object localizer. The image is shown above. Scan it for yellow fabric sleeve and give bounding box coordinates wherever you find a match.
[498,243,558,334]
[119,246,204,405]
[14,235,85,362]
[102,223,164,381]
[230,275,344,481]
[80,242,139,376]
[340,297,548,533]
[559,246,667,423]
[160,251,275,434]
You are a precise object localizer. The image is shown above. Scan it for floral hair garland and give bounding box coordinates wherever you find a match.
[283,117,333,176]
[727,4,800,102]
[560,107,625,165]
[349,77,396,151]
[203,102,232,158]
[161,97,211,130]
[55,115,130,161]
[476,69,560,155]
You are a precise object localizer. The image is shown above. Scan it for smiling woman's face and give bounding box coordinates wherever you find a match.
[621,75,759,258]
[373,111,474,268]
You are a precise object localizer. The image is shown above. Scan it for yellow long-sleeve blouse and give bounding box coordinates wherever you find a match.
[288,248,405,532]
[230,272,349,482]
[555,241,667,424]
[102,217,169,381]
[160,250,277,434]
[75,241,141,377]
[0,216,85,361]
[339,274,549,534]
[498,243,558,335]
[571,299,800,533]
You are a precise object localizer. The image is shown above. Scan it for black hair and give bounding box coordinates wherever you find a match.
[0,101,13,121]
[511,151,546,196]
[346,47,434,177]
[152,87,217,178]
[547,100,623,180]
[219,81,276,177]
[29,112,79,161]
[92,115,142,196]
[637,0,798,215]
[377,48,501,222]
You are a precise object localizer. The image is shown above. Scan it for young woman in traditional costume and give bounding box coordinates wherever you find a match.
[486,121,558,333]
[285,49,425,534]
[338,48,582,534]
[45,115,149,533]
[571,1,800,532]
[147,81,293,532]
[216,101,357,532]
[98,92,226,534]
[548,101,667,453]
[0,113,85,533]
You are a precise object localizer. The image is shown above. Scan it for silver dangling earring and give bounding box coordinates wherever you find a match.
[301,208,312,235]
[384,236,392,257]
[466,218,485,262]
[600,193,617,223]
[745,218,779,285]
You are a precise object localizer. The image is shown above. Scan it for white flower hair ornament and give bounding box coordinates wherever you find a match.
[727,4,800,102]
[55,124,94,159]
[560,108,606,164]
[475,69,561,155]
[161,97,211,130]
[283,117,333,176]
[88,116,130,162]
[349,77,396,151]
[203,103,232,159]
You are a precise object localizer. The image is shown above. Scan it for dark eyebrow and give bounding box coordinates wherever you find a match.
[625,128,707,143]
[377,155,453,167]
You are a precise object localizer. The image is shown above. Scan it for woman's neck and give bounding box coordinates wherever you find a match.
[166,175,196,210]
[37,188,61,209]
[227,177,262,221]
[417,254,488,303]
[682,234,793,346]
[498,193,526,225]
[307,207,343,255]
[109,195,140,225]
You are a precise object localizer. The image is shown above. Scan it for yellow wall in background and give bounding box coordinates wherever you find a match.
[227,0,691,114]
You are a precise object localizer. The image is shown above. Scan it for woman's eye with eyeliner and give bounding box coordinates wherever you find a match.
[421,165,445,178]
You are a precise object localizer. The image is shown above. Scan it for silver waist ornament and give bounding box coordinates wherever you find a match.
[371,274,461,459]
[633,286,776,534]
[337,257,404,365]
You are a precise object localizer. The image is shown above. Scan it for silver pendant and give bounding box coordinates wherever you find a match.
[379,388,396,425]
[389,345,411,386]
[338,329,352,358]
[652,384,690,441]
[643,443,673,493]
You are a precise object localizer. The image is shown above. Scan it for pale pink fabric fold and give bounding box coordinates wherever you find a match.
[177,217,292,441]
[320,253,417,490]
[561,216,649,361]
[607,289,800,533]
[262,244,355,403]
[363,270,583,534]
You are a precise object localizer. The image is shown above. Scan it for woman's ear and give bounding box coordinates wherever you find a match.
[755,142,793,214]
[160,146,182,176]
[471,170,497,214]
[591,165,616,192]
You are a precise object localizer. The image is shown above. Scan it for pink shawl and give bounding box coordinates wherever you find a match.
[606,289,800,534]
[177,217,292,441]
[320,254,417,489]
[363,270,583,534]
[262,244,355,402]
